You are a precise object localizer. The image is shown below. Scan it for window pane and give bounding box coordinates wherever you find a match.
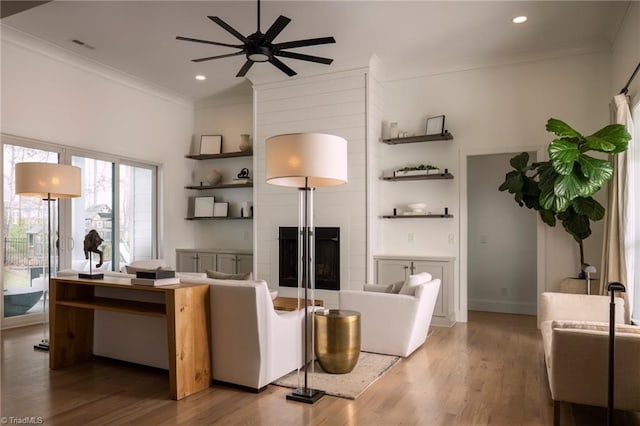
[119,164,154,263]
[71,157,114,271]
[3,145,58,319]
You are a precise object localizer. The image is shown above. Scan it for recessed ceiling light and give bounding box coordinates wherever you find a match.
[195,75,206,81]
[512,16,528,24]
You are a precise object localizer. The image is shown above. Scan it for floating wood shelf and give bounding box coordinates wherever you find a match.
[382,214,454,219]
[56,296,166,318]
[185,216,252,221]
[382,133,454,145]
[185,183,253,190]
[185,151,252,160]
[382,173,454,182]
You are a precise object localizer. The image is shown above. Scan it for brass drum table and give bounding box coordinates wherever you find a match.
[314,309,361,374]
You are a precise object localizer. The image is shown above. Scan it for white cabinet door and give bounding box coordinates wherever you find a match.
[236,254,253,274]
[176,251,198,272]
[198,253,216,272]
[217,254,237,274]
[376,259,410,285]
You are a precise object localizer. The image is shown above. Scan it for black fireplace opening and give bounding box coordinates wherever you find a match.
[278,227,340,291]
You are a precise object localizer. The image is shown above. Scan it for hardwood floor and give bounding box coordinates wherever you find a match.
[2,311,639,425]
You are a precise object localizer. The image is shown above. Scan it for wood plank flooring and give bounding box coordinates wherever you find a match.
[2,311,639,425]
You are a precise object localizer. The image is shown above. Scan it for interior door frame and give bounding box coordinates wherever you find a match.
[458,144,546,323]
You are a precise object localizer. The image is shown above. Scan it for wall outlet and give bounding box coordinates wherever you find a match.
[448,233,455,244]
[501,287,508,297]
[408,233,414,242]
[480,234,488,244]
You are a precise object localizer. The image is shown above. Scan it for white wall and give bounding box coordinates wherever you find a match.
[468,153,537,315]
[253,69,369,307]
[611,2,640,97]
[382,51,613,321]
[0,28,195,266]
[190,93,254,251]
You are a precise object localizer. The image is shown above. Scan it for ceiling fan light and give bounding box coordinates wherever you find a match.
[247,46,271,62]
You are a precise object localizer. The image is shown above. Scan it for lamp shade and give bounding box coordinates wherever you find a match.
[15,162,82,199]
[266,133,348,188]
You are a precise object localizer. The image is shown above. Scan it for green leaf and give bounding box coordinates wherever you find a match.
[552,159,574,175]
[572,197,605,221]
[549,139,580,163]
[498,171,523,193]
[546,118,583,139]
[587,124,631,154]
[539,209,556,227]
[553,173,584,200]
[541,185,571,212]
[560,211,591,242]
[510,152,530,172]
[585,135,616,152]
[577,155,613,185]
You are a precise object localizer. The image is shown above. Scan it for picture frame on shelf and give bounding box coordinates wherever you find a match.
[213,202,229,217]
[194,196,215,217]
[200,135,222,155]
[426,115,446,136]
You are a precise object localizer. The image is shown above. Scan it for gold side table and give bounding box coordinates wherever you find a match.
[314,309,361,374]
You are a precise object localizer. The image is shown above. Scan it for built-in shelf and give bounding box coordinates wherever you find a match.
[382,173,454,182]
[185,151,252,160]
[185,183,253,190]
[382,132,453,145]
[382,214,454,219]
[185,216,253,221]
[57,297,166,318]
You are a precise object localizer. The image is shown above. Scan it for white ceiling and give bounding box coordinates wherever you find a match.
[1,1,630,101]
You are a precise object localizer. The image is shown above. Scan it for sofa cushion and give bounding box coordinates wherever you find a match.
[364,283,394,293]
[551,320,640,335]
[399,272,432,295]
[206,270,253,280]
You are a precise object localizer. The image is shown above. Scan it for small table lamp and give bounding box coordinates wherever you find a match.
[15,162,82,350]
[266,133,347,404]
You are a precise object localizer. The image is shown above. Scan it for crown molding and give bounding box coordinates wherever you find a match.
[1,24,194,109]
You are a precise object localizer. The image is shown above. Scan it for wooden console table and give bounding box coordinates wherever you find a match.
[49,276,211,400]
[272,296,324,312]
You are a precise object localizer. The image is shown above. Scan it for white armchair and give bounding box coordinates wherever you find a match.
[339,276,441,357]
[209,279,306,391]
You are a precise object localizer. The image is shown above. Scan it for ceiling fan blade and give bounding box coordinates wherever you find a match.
[269,57,297,77]
[236,60,254,77]
[273,37,336,50]
[192,51,245,63]
[262,15,291,44]
[275,50,333,65]
[209,16,248,43]
[176,36,242,49]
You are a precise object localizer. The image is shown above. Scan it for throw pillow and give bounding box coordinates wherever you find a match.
[206,270,253,280]
[399,272,433,296]
[389,280,404,294]
[125,265,161,275]
[364,284,394,293]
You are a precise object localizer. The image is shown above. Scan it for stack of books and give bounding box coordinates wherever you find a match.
[131,269,179,286]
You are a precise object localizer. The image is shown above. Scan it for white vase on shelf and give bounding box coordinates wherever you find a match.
[239,134,252,152]
[389,122,399,139]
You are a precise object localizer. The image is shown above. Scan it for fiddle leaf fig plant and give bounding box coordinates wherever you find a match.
[499,118,630,269]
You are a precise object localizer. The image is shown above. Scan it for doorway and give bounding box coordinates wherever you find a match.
[467,153,537,315]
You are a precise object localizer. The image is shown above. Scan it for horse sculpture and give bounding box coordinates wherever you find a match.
[83,229,104,268]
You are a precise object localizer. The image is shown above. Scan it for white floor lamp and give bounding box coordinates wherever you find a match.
[15,162,82,351]
[266,133,348,404]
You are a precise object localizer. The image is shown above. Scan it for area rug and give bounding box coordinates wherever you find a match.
[273,352,401,400]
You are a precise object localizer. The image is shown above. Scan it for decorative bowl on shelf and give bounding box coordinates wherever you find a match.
[407,203,426,213]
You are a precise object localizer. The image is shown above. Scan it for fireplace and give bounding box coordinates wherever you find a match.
[278,227,340,291]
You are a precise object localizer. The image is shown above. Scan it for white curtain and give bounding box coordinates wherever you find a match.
[601,94,636,322]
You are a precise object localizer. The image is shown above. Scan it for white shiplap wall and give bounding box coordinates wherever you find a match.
[253,69,369,307]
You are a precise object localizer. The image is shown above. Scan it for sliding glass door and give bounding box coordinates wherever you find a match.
[2,136,158,329]
[2,143,61,326]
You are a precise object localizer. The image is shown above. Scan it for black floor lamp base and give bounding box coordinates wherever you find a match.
[286,388,325,404]
[34,339,49,351]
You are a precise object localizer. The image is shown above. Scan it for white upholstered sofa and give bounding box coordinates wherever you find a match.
[540,292,640,424]
[339,273,441,357]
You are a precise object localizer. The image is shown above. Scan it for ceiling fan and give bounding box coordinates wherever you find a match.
[176,0,336,77]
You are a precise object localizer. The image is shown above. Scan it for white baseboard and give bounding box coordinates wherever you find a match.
[468,298,536,315]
